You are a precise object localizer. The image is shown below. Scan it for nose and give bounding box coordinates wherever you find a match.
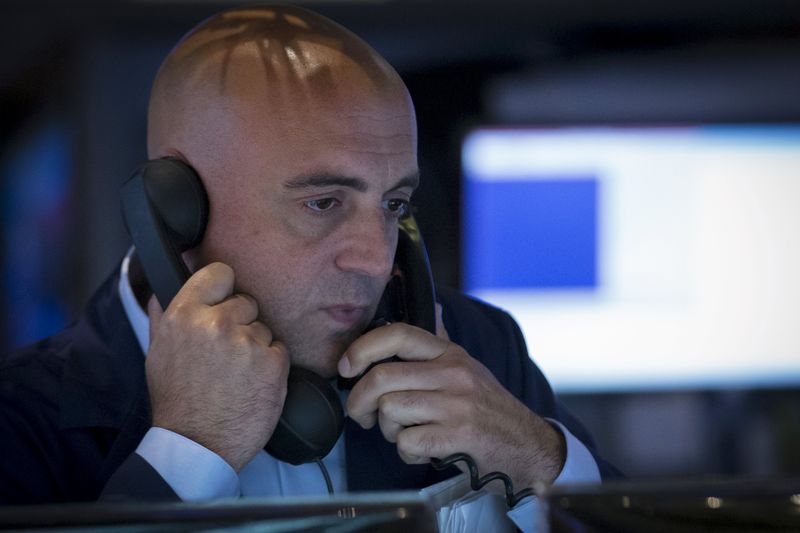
[334,207,395,278]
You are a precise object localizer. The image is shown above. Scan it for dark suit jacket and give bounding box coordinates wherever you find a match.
[0,269,616,505]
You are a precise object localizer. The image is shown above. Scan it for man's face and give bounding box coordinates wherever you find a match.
[173,53,418,377]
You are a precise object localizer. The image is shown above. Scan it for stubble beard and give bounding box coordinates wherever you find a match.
[281,291,384,378]
[285,325,364,378]
[270,283,384,379]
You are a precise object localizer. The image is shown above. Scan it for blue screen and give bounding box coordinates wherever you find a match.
[464,177,598,291]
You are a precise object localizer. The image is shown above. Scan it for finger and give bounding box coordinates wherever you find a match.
[147,294,164,345]
[435,302,450,341]
[270,339,289,361]
[175,262,235,307]
[244,320,274,347]
[266,340,291,381]
[214,293,259,325]
[396,425,454,465]
[377,391,452,442]
[397,449,429,465]
[346,362,452,426]
[379,414,402,443]
[338,322,449,378]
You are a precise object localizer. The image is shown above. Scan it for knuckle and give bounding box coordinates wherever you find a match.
[402,392,422,410]
[252,322,274,345]
[207,314,234,336]
[270,340,288,359]
[265,343,290,376]
[396,430,413,454]
[379,417,398,443]
[377,394,393,417]
[166,300,192,322]
[367,363,391,387]
[240,332,263,353]
[344,394,361,419]
[360,413,377,430]
[451,364,476,391]
[397,430,428,456]
[457,414,477,440]
[240,293,259,313]
[274,348,290,372]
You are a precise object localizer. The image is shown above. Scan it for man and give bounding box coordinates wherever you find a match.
[0,6,616,530]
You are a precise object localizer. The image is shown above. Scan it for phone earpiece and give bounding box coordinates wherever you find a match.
[140,158,209,251]
[121,158,209,308]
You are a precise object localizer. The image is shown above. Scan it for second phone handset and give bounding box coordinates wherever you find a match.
[120,157,437,467]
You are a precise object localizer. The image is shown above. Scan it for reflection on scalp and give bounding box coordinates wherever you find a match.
[146,4,414,170]
[159,5,395,98]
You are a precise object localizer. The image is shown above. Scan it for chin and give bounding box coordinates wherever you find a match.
[289,340,346,379]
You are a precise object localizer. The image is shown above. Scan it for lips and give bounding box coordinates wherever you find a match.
[322,305,369,328]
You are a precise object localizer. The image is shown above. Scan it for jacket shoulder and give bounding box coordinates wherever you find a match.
[0,328,74,422]
[436,287,534,396]
[0,269,142,504]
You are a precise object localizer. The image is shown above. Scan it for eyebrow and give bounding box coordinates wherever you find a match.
[284,171,420,193]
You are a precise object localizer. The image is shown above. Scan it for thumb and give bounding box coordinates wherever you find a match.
[148,294,164,344]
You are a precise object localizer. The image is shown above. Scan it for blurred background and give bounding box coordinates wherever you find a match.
[2,0,799,481]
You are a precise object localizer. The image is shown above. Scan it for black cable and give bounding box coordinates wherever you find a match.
[431,453,535,508]
[315,458,334,495]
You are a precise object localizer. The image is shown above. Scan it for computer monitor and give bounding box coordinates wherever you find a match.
[540,478,800,532]
[462,124,800,392]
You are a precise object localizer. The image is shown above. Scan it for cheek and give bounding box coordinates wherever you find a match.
[190,191,334,307]
[204,215,323,297]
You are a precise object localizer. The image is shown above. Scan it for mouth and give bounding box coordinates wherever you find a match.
[321,305,370,329]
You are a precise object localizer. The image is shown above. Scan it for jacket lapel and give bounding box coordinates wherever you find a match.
[344,418,459,492]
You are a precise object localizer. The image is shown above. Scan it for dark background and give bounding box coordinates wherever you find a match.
[2,0,800,480]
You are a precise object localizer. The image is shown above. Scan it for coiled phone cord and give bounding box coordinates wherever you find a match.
[315,454,532,507]
[431,453,535,508]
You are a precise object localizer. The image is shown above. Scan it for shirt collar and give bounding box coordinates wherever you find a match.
[118,246,150,355]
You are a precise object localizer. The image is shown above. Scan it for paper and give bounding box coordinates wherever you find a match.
[419,474,516,533]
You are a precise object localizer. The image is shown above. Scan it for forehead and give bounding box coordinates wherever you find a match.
[172,78,417,198]
[222,59,415,168]
[150,13,417,188]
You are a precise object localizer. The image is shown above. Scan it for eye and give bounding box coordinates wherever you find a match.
[384,198,411,218]
[305,198,339,212]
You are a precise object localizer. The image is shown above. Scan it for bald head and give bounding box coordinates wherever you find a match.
[144,7,418,374]
[147,5,409,159]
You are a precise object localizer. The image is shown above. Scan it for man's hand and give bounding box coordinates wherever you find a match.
[146,262,289,472]
[339,312,565,491]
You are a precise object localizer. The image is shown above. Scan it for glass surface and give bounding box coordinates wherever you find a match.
[0,492,436,532]
[541,478,800,532]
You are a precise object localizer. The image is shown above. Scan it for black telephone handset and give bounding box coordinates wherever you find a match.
[120,158,436,467]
